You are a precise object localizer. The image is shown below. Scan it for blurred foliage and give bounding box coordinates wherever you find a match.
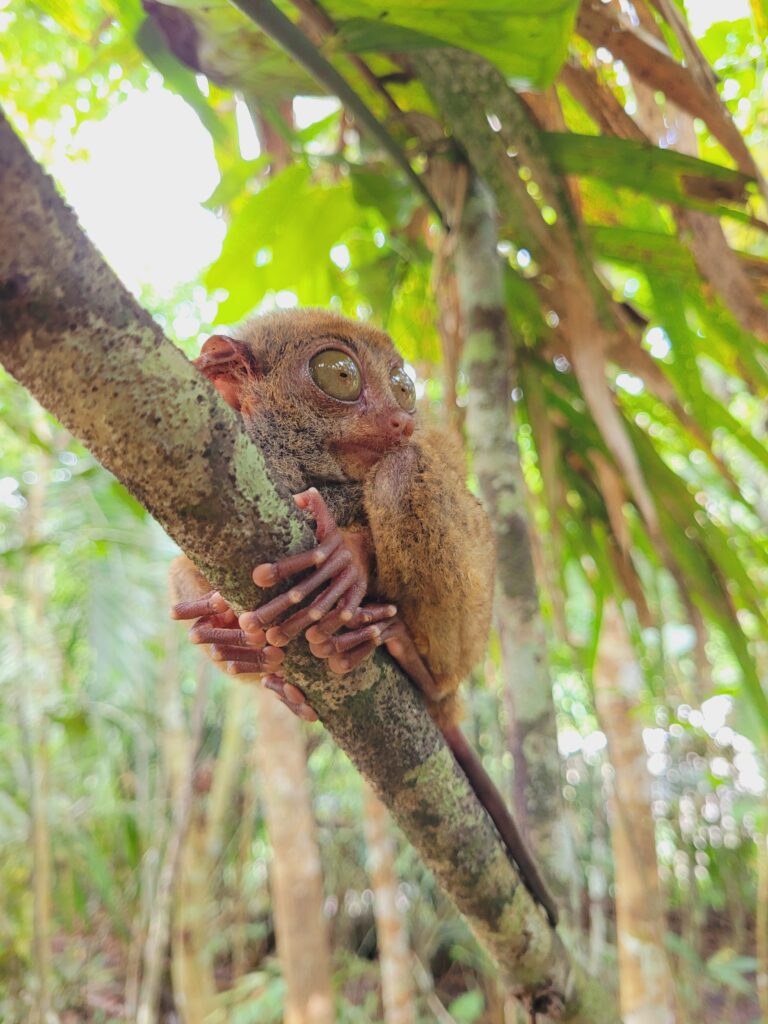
[1,0,768,1021]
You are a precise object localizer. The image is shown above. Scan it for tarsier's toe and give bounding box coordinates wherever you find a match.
[171,591,231,620]
[262,675,319,722]
[222,645,285,674]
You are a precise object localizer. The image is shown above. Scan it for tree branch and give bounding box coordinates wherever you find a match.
[0,110,615,1022]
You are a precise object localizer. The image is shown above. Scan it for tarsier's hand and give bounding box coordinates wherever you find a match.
[170,590,284,675]
[170,589,320,721]
[239,488,398,673]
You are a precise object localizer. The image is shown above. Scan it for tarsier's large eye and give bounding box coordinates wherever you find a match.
[309,349,362,401]
[389,366,416,412]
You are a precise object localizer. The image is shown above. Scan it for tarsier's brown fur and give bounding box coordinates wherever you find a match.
[171,308,557,925]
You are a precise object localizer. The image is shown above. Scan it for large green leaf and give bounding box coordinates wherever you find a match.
[542,133,759,223]
[326,0,579,87]
[206,163,377,317]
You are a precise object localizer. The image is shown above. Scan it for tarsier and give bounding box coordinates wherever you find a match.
[170,308,557,926]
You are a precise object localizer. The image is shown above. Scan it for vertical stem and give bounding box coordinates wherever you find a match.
[455,178,576,911]
[594,602,678,1024]
[234,694,261,979]
[363,784,416,1024]
[757,831,768,1023]
[17,456,56,1024]
[254,688,334,1024]
[136,652,209,1024]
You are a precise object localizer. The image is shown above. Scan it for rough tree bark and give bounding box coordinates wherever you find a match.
[455,178,578,914]
[0,112,616,1023]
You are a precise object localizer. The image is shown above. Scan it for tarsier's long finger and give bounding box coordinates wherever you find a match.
[190,624,266,647]
[262,566,354,647]
[303,577,370,639]
[251,530,342,588]
[267,565,358,647]
[226,646,285,676]
[326,640,379,675]
[210,644,283,665]
[241,546,353,631]
[308,621,385,657]
[306,602,396,644]
[293,487,337,540]
[263,674,319,722]
[171,591,231,621]
[383,621,442,703]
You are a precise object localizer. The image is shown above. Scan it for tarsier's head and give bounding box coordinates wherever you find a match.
[194,308,416,484]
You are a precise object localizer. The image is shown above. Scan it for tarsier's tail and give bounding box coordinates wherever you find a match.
[441,723,559,928]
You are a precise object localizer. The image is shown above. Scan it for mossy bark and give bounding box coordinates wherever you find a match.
[454,180,578,914]
[0,111,616,1022]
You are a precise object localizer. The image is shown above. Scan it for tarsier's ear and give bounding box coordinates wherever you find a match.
[193,335,258,412]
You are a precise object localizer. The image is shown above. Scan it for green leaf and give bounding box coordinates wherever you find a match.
[334,17,449,54]
[349,165,415,225]
[541,133,758,223]
[136,17,229,145]
[589,225,697,280]
[28,0,92,39]
[206,163,373,317]
[447,990,485,1023]
[326,0,579,87]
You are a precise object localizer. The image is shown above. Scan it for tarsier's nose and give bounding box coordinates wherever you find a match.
[390,411,415,439]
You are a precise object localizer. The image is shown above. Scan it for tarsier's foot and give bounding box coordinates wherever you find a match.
[171,590,285,676]
[309,610,441,702]
[306,603,399,673]
[239,488,374,649]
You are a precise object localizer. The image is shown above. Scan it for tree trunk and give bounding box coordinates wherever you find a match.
[171,680,250,1021]
[138,651,210,1024]
[363,785,416,1024]
[594,603,677,1024]
[17,461,56,1024]
[455,178,578,913]
[757,830,768,1023]
[172,790,218,1024]
[0,111,618,1022]
[254,688,335,1024]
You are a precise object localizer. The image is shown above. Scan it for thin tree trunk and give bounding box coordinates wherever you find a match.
[363,784,416,1024]
[254,687,334,1024]
[17,461,56,1024]
[172,790,218,1024]
[757,830,768,1024]
[137,651,210,1024]
[234,694,262,979]
[207,683,250,858]
[594,603,677,1024]
[455,179,577,913]
[170,678,250,1016]
[587,817,609,974]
